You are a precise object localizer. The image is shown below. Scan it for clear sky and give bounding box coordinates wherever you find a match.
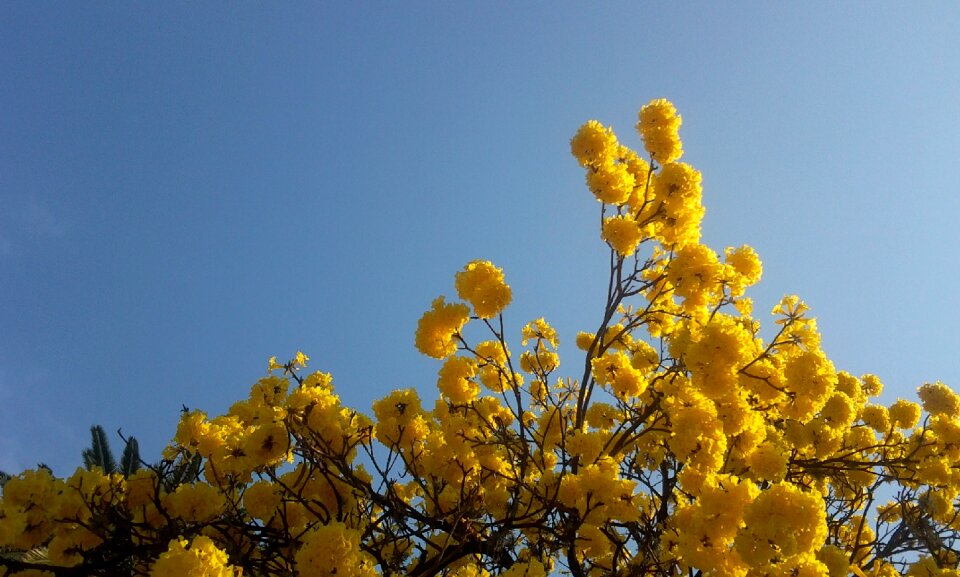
[2,4,958,475]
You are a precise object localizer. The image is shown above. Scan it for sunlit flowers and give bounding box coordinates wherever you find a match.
[637,98,683,163]
[570,120,619,168]
[415,296,470,358]
[3,98,959,577]
[601,214,644,256]
[455,259,512,318]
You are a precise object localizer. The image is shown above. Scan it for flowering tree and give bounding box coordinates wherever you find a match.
[2,99,959,577]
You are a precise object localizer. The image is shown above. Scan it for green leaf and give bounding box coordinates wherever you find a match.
[168,452,202,489]
[82,425,117,474]
[120,437,141,477]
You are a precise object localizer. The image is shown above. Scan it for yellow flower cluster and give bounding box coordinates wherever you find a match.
[637,98,684,163]
[294,522,377,577]
[162,482,225,523]
[372,387,430,449]
[521,317,559,348]
[650,161,704,247]
[665,474,758,576]
[150,536,237,577]
[437,355,480,403]
[601,214,644,256]
[0,468,61,550]
[571,100,706,258]
[414,296,470,358]
[918,381,960,416]
[570,120,619,168]
[0,467,119,561]
[666,243,725,312]
[474,339,521,392]
[455,260,512,319]
[587,161,636,205]
[725,245,763,292]
[735,483,828,571]
[570,121,642,206]
[591,351,647,398]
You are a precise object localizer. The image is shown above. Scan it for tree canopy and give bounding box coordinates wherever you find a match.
[1,99,958,577]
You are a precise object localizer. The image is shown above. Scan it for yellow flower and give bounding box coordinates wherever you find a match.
[861,374,884,397]
[585,402,620,430]
[570,120,619,168]
[475,339,508,363]
[630,340,659,373]
[680,314,755,399]
[586,161,635,205]
[450,564,493,577]
[566,429,607,463]
[654,162,701,204]
[414,296,470,358]
[735,482,827,567]
[622,147,653,211]
[725,245,763,294]
[636,98,683,163]
[860,404,890,432]
[242,421,290,468]
[782,350,837,422]
[0,468,59,550]
[521,318,559,348]
[125,469,160,510]
[437,355,479,404]
[454,260,512,319]
[601,214,644,256]
[889,399,921,429]
[294,522,377,577]
[666,243,723,312]
[372,388,431,449]
[294,351,310,367]
[520,349,559,374]
[575,331,595,351]
[475,340,520,392]
[47,525,103,567]
[592,351,647,398]
[834,371,865,404]
[162,482,226,524]
[817,545,850,577]
[917,381,960,416]
[174,409,209,449]
[669,403,726,473]
[819,392,856,429]
[243,480,281,521]
[746,443,788,482]
[248,375,289,409]
[150,535,237,577]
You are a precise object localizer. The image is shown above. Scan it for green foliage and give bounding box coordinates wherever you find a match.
[119,437,141,477]
[81,425,118,474]
[160,451,203,492]
[81,424,141,477]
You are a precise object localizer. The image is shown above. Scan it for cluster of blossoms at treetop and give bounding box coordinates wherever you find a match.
[2,99,959,577]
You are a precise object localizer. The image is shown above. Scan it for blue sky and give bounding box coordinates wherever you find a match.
[2,3,958,475]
